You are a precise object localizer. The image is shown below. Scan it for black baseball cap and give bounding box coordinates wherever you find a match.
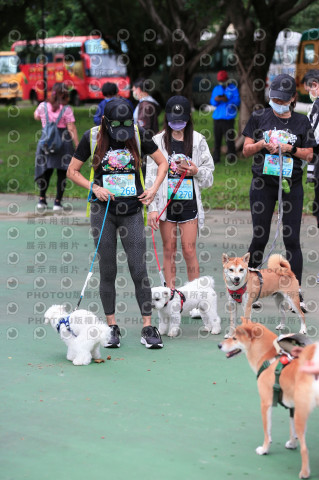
[165,95,191,122]
[269,74,296,101]
[104,98,134,142]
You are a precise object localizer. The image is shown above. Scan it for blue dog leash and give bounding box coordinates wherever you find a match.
[74,193,111,310]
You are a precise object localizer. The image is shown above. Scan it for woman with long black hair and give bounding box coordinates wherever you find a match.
[67,98,167,349]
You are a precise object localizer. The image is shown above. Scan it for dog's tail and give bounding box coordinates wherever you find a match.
[267,254,294,277]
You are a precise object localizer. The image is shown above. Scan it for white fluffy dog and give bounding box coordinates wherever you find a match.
[151,276,221,337]
[44,305,111,366]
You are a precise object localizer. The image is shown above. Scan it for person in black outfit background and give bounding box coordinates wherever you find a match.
[242,74,316,311]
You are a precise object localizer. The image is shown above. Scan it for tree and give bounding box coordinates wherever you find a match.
[223,0,318,134]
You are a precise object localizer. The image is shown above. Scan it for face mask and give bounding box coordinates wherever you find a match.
[269,99,290,115]
[309,92,318,102]
[168,121,187,131]
[132,91,140,101]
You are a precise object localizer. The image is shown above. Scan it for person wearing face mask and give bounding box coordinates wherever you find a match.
[132,78,161,136]
[146,96,214,308]
[209,70,240,164]
[302,69,319,229]
[67,98,168,349]
[242,73,316,312]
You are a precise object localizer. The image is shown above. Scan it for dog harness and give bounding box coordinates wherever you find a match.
[227,283,247,303]
[56,315,77,337]
[257,355,294,418]
[164,288,186,313]
[227,268,263,304]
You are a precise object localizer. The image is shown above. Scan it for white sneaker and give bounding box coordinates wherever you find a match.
[53,201,63,212]
[190,308,201,319]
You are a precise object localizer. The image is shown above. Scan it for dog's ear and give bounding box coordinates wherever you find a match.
[242,253,250,265]
[235,324,254,338]
[222,253,229,265]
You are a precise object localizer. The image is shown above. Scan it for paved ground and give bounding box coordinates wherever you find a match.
[1,193,319,480]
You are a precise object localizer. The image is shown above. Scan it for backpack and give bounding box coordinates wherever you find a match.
[39,103,67,154]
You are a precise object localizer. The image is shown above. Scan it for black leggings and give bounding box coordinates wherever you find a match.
[248,178,303,284]
[90,204,152,316]
[36,168,67,201]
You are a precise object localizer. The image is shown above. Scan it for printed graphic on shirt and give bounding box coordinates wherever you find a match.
[263,128,297,145]
[101,148,134,172]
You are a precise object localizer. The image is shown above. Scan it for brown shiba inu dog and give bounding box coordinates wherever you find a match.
[222,253,306,337]
[218,319,319,479]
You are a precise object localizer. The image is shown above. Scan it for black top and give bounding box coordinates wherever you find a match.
[74,127,158,215]
[242,108,316,186]
[167,138,197,213]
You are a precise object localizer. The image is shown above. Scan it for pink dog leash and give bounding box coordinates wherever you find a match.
[151,170,188,286]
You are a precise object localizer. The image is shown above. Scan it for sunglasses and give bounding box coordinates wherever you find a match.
[105,117,134,128]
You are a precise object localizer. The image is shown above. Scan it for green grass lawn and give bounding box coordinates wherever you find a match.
[0,104,316,212]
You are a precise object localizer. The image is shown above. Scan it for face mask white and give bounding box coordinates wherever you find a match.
[269,99,290,115]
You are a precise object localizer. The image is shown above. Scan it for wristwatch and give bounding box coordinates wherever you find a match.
[290,145,297,155]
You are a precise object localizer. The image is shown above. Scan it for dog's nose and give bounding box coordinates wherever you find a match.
[218,343,222,349]
[234,277,240,283]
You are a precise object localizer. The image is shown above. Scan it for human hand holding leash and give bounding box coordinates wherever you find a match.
[92,184,115,201]
[148,211,159,230]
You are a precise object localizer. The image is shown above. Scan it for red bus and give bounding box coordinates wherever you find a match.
[11,35,130,105]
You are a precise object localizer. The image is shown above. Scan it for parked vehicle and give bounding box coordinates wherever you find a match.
[296,28,319,102]
[0,51,23,103]
[11,35,130,105]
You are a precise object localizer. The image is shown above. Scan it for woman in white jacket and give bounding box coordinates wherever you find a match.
[146,95,214,289]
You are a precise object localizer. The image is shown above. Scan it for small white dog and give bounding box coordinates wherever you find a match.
[44,305,111,366]
[151,276,221,337]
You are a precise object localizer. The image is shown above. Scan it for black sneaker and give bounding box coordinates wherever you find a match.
[37,198,48,210]
[105,324,121,348]
[141,326,163,349]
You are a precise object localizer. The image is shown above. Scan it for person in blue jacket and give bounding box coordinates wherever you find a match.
[210,70,240,164]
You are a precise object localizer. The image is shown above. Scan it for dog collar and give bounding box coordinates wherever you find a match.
[56,315,77,337]
[164,288,186,313]
[227,283,247,303]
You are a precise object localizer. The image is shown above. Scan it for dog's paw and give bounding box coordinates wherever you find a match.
[211,325,221,335]
[285,438,298,450]
[256,446,269,455]
[73,357,91,366]
[94,359,105,364]
[299,468,310,479]
[299,327,307,335]
[275,323,285,330]
[158,324,169,336]
[168,327,181,337]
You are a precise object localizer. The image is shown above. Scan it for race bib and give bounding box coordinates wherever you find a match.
[168,178,193,200]
[103,173,136,196]
[263,154,293,178]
